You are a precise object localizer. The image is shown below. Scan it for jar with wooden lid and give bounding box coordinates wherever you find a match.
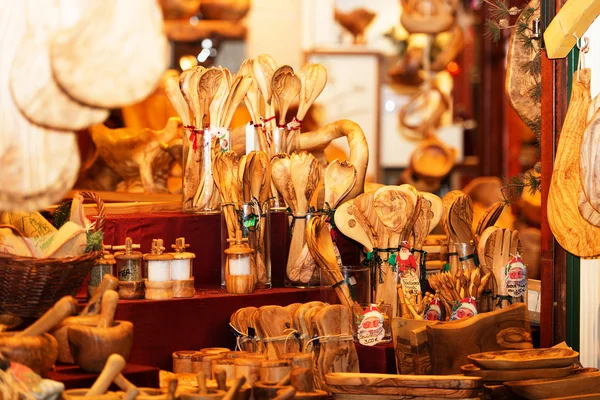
[89,245,116,298]
[172,350,197,373]
[170,237,195,298]
[113,237,143,299]
[145,239,174,300]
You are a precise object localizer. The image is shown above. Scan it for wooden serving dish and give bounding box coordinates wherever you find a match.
[461,363,574,382]
[467,348,579,370]
[504,371,600,399]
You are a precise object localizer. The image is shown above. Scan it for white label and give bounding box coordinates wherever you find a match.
[400,269,421,295]
[357,306,385,346]
[504,254,527,299]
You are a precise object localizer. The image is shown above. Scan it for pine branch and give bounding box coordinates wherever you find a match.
[484,19,503,42]
[51,200,72,229]
[490,0,511,19]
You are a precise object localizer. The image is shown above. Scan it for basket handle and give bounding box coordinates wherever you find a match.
[81,191,106,233]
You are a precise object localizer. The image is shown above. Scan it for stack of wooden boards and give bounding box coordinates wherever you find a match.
[230,302,359,389]
[392,303,532,375]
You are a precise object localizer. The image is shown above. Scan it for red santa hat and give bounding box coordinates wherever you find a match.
[400,241,411,250]
[458,297,478,315]
[362,304,381,320]
[425,298,442,316]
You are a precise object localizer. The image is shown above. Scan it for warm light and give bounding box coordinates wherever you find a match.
[385,100,396,112]
[201,39,213,49]
[189,15,199,25]
[197,48,211,63]
[179,55,198,71]
[447,61,460,76]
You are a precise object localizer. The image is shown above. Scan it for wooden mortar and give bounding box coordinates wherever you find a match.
[173,351,198,373]
[289,367,327,400]
[253,371,292,400]
[145,280,174,300]
[214,368,251,400]
[0,295,77,374]
[52,275,119,364]
[260,360,293,385]
[68,290,134,373]
[234,357,263,386]
[64,354,128,400]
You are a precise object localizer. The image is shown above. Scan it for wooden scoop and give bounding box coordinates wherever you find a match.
[324,160,357,208]
[87,353,127,396]
[68,290,134,373]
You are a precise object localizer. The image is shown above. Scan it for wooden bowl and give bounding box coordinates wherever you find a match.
[51,314,100,364]
[200,0,251,21]
[461,363,574,382]
[0,332,58,374]
[468,348,579,370]
[63,389,123,400]
[67,321,134,373]
[252,383,291,400]
[410,138,456,180]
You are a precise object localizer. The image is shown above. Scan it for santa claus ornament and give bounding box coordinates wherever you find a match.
[423,298,444,321]
[450,297,478,321]
[398,241,421,297]
[356,304,385,346]
[504,254,527,300]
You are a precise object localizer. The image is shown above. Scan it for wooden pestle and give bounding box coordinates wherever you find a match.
[98,290,119,328]
[197,371,208,395]
[215,368,227,391]
[273,387,296,400]
[114,373,151,395]
[19,296,77,337]
[222,376,246,400]
[277,372,291,386]
[166,378,178,400]
[81,275,119,316]
[123,387,139,400]
[290,368,313,393]
[87,354,127,396]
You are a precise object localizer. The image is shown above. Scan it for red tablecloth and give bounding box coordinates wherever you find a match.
[46,363,159,389]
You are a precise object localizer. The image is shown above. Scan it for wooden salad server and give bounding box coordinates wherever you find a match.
[548,69,600,257]
[334,199,374,253]
[412,192,443,274]
[324,160,357,209]
[475,201,506,238]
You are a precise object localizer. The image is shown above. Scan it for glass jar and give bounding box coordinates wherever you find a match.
[182,127,230,213]
[285,211,322,288]
[221,201,271,289]
[320,265,371,305]
[263,127,290,210]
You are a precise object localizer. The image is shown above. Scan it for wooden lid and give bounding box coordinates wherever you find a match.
[191,352,205,361]
[114,237,142,259]
[115,251,142,260]
[211,358,235,366]
[199,347,230,355]
[171,237,196,259]
[261,360,292,368]
[172,350,197,359]
[234,357,264,367]
[222,351,249,359]
[199,354,224,362]
[224,230,254,255]
[144,253,174,261]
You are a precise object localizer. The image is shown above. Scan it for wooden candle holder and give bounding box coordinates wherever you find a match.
[225,274,255,294]
[118,280,144,300]
[173,277,195,298]
[145,280,174,300]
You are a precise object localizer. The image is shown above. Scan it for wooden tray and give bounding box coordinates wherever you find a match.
[326,385,480,398]
[504,371,600,399]
[461,363,574,382]
[324,373,481,389]
[467,348,579,370]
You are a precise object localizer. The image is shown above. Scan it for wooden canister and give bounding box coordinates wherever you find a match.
[173,277,195,298]
[234,357,262,386]
[199,353,224,378]
[222,351,249,359]
[145,280,173,300]
[173,351,197,373]
[260,360,292,384]
[281,352,312,369]
[199,347,230,355]
[211,358,236,380]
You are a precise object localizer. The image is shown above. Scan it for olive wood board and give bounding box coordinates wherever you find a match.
[504,371,600,400]
[325,385,480,398]
[544,395,600,400]
[324,372,481,389]
[467,348,578,370]
[331,395,480,400]
[461,364,574,381]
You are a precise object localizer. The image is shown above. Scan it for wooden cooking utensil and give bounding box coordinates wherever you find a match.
[10,0,108,130]
[68,290,134,373]
[296,64,327,125]
[256,306,299,360]
[548,69,600,257]
[220,74,253,128]
[412,192,442,274]
[468,348,579,370]
[50,0,168,108]
[324,160,357,208]
[87,354,128,396]
[271,66,301,126]
[427,303,532,375]
[504,371,600,400]
[448,194,477,279]
[252,54,278,128]
[208,68,229,127]
[165,75,191,126]
[399,86,449,134]
[460,363,574,382]
[475,201,506,238]
[314,305,359,387]
[186,66,206,127]
[334,200,374,253]
[271,154,297,212]
[0,1,80,211]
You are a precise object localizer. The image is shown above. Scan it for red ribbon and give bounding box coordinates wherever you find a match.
[263,116,276,124]
[184,125,201,151]
[287,117,303,131]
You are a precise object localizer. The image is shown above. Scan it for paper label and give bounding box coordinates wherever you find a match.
[400,269,421,296]
[505,254,527,298]
[356,305,385,346]
[450,297,478,321]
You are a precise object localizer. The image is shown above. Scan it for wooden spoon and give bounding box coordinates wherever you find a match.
[187,66,207,127]
[324,160,357,208]
[297,63,328,123]
[179,68,196,121]
[475,201,506,237]
[413,192,443,267]
[220,74,253,128]
[271,154,297,212]
[197,67,222,129]
[334,200,375,252]
[252,54,278,128]
[209,68,229,127]
[165,75,191,126]
[271,66,301,126]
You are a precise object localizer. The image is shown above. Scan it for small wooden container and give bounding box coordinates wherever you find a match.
[173,351,197,373]
[225,274,255,294]
[224,231,255,295]
[199,347,230,355]
[145,280,173,300]
[234,357,263,386]
[173,278,195,298]
[260,360,292,384]
[211,358,236,380]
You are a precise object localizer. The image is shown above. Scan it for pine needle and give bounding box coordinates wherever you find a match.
[52,200,72,229]
[484,19,502,42]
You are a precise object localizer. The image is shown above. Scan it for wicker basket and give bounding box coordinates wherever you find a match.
[0,192,106,318]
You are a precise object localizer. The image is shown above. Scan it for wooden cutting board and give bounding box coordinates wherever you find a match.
[0,1,80,211]
[427,303,532,375]
[326,385,479,398]
[329,395,480,400]
[505,371,600,400]
[325,372,481,389]
[467,348,578,370]
[391,318,437,374]
[548,69,600,258]
[50,0,169,108]
[461,363,574,382]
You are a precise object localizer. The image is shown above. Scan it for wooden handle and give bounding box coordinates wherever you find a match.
[87,354,127,396]
[114,373,136,391]
[290,367,313,392]
[222,376,246,400]
[19,296,77,337]
[214,368,227,391]
[81,275,119,316]
[166,378,178,400]
[123,387,139,400]
[197,371,208,395]
[98,290,119,329]
[273,387,296,400]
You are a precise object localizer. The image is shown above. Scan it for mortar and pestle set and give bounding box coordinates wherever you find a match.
[0,295,78,374]
[178,369,248,400]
